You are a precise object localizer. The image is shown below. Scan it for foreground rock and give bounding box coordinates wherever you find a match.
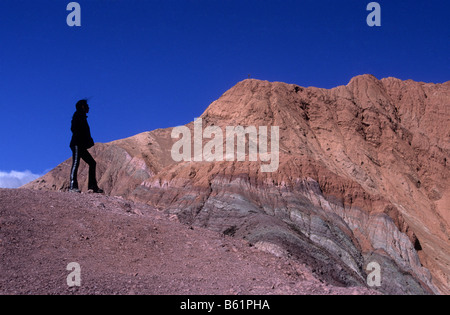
[26,75,450,294]
[0,188,378,295]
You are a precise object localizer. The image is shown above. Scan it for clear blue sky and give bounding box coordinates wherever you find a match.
[0,0,449,186]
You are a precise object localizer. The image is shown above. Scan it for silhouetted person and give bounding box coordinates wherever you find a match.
[69,99,103,193]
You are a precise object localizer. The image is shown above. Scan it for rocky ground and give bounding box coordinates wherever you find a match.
[0,188,378,295]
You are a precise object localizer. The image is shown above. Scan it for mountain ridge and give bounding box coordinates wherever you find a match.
[25,75,450,294]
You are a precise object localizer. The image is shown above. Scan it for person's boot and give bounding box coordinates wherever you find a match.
[69,179,81,193]
[88,187,104,194]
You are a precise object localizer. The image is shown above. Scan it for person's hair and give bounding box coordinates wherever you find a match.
[76,99,88,112]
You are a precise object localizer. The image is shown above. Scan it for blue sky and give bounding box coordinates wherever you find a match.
[0,0,449,187]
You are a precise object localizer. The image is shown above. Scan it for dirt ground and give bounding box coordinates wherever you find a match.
[0,188,378,295]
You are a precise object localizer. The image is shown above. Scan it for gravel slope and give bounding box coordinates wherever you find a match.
[0,188,377,295]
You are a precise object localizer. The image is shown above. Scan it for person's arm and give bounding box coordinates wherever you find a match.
[71,113,94,148]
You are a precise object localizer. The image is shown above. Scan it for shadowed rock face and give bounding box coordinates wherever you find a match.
[26,75,450,294]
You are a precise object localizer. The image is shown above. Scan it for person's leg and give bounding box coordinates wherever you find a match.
[69,145,81,191]
[79,148,100,191]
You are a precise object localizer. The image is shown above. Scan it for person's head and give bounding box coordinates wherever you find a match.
[76,99,89,114]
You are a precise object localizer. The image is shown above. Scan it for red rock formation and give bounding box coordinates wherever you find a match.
[26,75,450,294]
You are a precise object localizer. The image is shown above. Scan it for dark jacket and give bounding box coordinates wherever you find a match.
[70,110,94,149]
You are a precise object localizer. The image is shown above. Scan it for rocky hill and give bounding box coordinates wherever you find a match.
[25,75,450,294]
